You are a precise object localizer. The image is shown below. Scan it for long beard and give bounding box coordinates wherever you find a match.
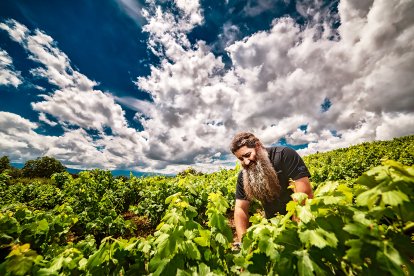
[242,148,281,202]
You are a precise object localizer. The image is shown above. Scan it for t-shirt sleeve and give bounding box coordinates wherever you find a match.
[281,147,311,180]
[235,171,248,200]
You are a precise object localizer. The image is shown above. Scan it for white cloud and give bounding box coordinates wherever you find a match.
[0,112,55,161]
[113,0,146,26]
[1,19,149,170]
[174,0,203,26]
[0,19,144,137]
[32,88,130,134]
[0,20,29,43]
[136,0,414,170]
[33,84,46,91]
[0,111,133,169]
[296,0,340,26]
[375,112,414,141]
[0,110,150,170]
[215,23,240,50]
[0,48,23,87]
[141,0,203,59]
[38,112,58,127]
[114,95,154,115]
[1,19,97,90]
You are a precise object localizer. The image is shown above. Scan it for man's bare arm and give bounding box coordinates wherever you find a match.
[293,176,314,199]
[291,176,313,222]
[234,199,250,242]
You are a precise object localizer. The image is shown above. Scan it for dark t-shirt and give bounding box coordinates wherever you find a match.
[235,146,311,218]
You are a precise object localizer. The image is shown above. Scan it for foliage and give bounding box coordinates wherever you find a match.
[0,156,11,173]
[177,167,203,177]
[304,135,414,183]
[234,160,414,275]
[0,156,21,178]
[22,156,66,179]
[0,136,413,275]
[2,179,61,209]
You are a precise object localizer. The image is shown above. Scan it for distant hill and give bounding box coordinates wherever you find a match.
[10,162,164,177]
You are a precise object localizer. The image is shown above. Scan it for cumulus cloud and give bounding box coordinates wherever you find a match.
[141,0,203,59]
[38,112,58,127]
[0,112,55,161]
[32,88,130,134]
[375,112,414,141]
[0,111,143,170]
[174,0,203,26]
[0,20,29,43]
[136,0,414,171]
[296,0,340,25]
[137,43,234,165]
[0,48,23,87]
[1,19,149,170]
[0,19,144,136]
[215,23,240,50]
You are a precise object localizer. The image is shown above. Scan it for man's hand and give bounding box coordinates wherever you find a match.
[232,241,242,251]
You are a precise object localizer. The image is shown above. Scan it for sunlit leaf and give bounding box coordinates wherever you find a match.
[381,190,409,206]
[299,228,338,249]
[296,205,313,224]
[294,250,314,276]
[376,242,405,276]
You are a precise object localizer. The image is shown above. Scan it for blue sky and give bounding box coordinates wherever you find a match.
[0,0,413,174]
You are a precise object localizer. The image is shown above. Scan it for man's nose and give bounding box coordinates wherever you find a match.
[243,159,250,166]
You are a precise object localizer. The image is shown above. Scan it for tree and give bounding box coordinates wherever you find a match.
[0,156,11,173]
[22,156,66,178]
[177,167,203,177]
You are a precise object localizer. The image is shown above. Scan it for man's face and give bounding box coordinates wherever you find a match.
[234,145,257,168]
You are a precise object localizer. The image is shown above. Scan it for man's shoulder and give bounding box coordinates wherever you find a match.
[266,146,287,155]
[265,146,287,166]
[266,146,287,160]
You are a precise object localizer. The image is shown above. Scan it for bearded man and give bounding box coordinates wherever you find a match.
[230,132,313,242]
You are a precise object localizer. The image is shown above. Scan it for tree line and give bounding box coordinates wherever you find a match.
[0,156,66,179]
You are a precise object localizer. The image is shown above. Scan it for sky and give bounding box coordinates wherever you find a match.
[0,0,413,174]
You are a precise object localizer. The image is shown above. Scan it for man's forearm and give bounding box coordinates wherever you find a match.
[234,208,249,242]
[293,177,314,200]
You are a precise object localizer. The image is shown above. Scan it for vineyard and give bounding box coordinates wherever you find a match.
[0,135,413,275]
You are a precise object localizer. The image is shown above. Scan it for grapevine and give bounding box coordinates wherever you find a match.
[0,135,413,275]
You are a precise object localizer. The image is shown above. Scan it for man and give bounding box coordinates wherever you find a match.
[230,132,313,242]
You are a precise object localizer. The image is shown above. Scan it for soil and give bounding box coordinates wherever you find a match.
[123,210,238,242]
[123,211,155,238]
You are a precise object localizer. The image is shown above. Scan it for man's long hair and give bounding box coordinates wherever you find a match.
[230,132,281,202]
[230,132,261,154]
